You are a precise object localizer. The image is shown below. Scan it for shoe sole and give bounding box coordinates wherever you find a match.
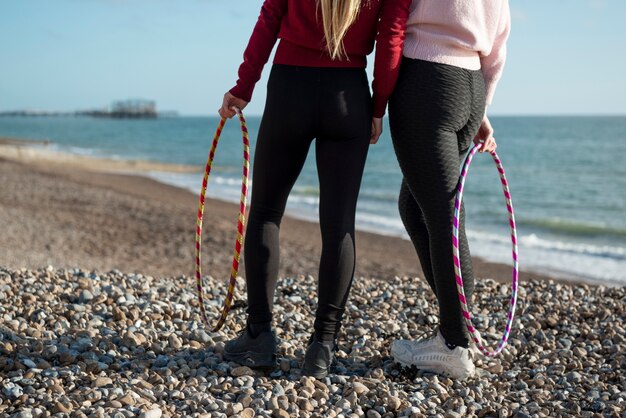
[223,350,277,370]
[301,366,330,379]
[393,357,474,380]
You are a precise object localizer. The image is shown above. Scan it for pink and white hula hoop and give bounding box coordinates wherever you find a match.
[453,143,519,357]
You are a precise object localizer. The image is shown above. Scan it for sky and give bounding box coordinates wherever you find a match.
[1,0,625,116]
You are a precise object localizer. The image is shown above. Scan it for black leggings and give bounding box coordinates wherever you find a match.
[245,64,372,341]
[389,58,485,347]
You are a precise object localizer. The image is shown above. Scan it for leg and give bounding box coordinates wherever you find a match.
[389,58,475,348]
[453,70,487,303]
[398,178,437,294]
[313,134,370,341]
[225,65,317,369]
[300,67,372,379]
[244,65,316,328]
[313,67,372,342]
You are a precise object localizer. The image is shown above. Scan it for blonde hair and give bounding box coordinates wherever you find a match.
[318,0,362,60]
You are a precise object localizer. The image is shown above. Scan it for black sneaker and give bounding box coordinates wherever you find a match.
[301,334,335,379]
[223,327,277,369]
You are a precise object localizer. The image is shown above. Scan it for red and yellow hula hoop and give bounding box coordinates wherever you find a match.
[195,109,250,332]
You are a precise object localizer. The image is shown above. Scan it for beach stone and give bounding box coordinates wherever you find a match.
[566,372,583,383]
[118,394,136,406]
[226,403,244,415]
[240,395,253,407]
[240,408,254,418]
[154,355,169,367]
[22,358,37,369]
[388,396,402,411]
[113,307,126,321]
[50,384,65,394]
[59,350,77,364]
[297,398,314,412]
[367,410,382,418]
[107,400,123,408]
[231,366,255,377]
[545,316,558,327]
[168,334,182,349]
[489,363,504,373]
[272,384,286,397]
[2,382,23,399]
[94,377,113,387]
[139,409,162,418]
[53,401,73,413]
[351,382,369,395]
[79,289,94,303]
[273,409,290,418]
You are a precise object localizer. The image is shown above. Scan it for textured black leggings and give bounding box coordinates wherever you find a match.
[245,64,371,340]
[389,58,485,347]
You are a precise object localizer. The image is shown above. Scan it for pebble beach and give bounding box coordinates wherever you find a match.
[1,142,625,417]
[1,267,625,418]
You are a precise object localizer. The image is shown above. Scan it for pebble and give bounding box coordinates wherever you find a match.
[80,289,94,303]
[139,408,162,418]
[22,359,37,369]
[168,334,182,349]
[2,382,23,399]
[53,401,73,413]
[388,396,402,411]
[94,377,113,387]
[274,409,290,418]
[240,408,255,418]
[231,366,255,377]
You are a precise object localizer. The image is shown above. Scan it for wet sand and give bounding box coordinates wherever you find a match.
[0,138,555,284]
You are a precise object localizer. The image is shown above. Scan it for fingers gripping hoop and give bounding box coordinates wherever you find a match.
[453,143,519,357]
[195,109,250,332]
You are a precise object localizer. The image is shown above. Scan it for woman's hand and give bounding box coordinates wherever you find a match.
[473,115,497,153]
[219,92,249,119]
[370,117,383,144]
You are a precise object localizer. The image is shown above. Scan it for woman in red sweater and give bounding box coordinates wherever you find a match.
[218,0,409,378]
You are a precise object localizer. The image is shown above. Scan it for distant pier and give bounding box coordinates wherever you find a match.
[79,99,157,119]
[1,99,176,119]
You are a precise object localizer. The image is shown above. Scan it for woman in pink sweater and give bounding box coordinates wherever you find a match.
[388,0,511,379]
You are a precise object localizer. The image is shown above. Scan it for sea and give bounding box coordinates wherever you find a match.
[1,115,625,286]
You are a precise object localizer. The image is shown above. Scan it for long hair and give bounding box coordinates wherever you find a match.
[317,0,362,60]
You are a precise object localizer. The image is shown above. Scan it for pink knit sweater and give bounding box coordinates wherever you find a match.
[403,0,511,104]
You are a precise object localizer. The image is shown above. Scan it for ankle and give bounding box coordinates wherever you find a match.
[312,331,335,346]
[440,331,469,350]
[247,321,271,338]
[444,339,469,350]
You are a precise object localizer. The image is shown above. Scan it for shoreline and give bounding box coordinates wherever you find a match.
[0,137,200,174]
[0,136,603,287]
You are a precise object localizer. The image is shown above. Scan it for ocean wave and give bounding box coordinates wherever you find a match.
[520,217,626,238]
[292,186,320,196]
[288,195,320,206]
[212,176,244,186]
[47,143,102,157]
[355,212,407,236]
[468,230,625,260]
[358,189,400,202]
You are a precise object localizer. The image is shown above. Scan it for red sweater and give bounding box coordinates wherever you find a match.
[229,0,410,118]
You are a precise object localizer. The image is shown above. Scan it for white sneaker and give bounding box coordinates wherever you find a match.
[390,329,475,379]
